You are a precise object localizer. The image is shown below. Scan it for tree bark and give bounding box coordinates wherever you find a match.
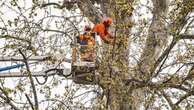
[99,0,134,109]
[77,0,102,23]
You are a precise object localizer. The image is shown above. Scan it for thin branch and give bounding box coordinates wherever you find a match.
[0,35,31,44]
[179,34,194,39]
[42,29,73,41]
[163,64,185,83]
[25,94,34,110]
[180,65,194,85]
[175,89,194,106]
[160,90,174,109]
[39,98,69,109]
[41,1,76,9]
[147,82,190,93]
[0,88,19,110]
[41,2,61,8]
[184,17,194,33]
[18,49,39,110]
[151,38,177,75]
[153,53,169,78]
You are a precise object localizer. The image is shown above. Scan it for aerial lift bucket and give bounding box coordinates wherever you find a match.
[71,32,101,84]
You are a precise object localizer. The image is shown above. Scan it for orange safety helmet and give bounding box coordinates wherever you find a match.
[103,17,113,25]
[84,25,91,31]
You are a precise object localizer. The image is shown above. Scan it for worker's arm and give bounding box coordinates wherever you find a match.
[104,35,113,44]
[97,29,113,44]
[102,32,113,44]
[93,24,113,44]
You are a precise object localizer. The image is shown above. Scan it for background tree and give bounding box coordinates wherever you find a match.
[0,0,194,110]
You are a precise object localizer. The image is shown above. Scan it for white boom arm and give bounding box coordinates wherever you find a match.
[0,55,72,63]
[0,68,72,78]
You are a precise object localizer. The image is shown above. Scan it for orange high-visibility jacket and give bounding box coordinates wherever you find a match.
[79,33,95,50]
[92,23,111,41]
[79,34,95,44]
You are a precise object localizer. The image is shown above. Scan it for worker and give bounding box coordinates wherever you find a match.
[79,25,95,48]
[78,26,96,62]
[92,17,113,44]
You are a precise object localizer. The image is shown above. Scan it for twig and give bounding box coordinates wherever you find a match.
[25,94,34,110]
[151,38,177,75]
[160,90,174,109]
[18,49,39,110]
[0,87,19,110]
[175,89,194,106]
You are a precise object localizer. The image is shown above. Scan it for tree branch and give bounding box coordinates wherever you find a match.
[41,2,61,8]
[0,87,19,110]
[151,38,177,78]
[41,1,76,9]
[138,0,169,79]
[175,89,194,106]
[25,94,34,110]
[40,0,102,23]
[0,35,31,44]
[18,49,39,110]
[170,0,194,33]
[77,0,102,23]
[160,90,174,109]
[179,34,194,39]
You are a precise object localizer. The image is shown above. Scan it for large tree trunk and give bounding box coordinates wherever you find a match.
[97,0,134,109]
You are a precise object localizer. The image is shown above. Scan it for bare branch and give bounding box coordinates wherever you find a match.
[39,0,102,23]
[151,39,177,78]
[160,90,174,109]
[0,87,19,110]
[179,34,194,39]
[175,89,194,106]
[41,1,76,9]
[0,35,31,44]
[25,94,34,110]
[18,49,39,110]
[77,0,102,23]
